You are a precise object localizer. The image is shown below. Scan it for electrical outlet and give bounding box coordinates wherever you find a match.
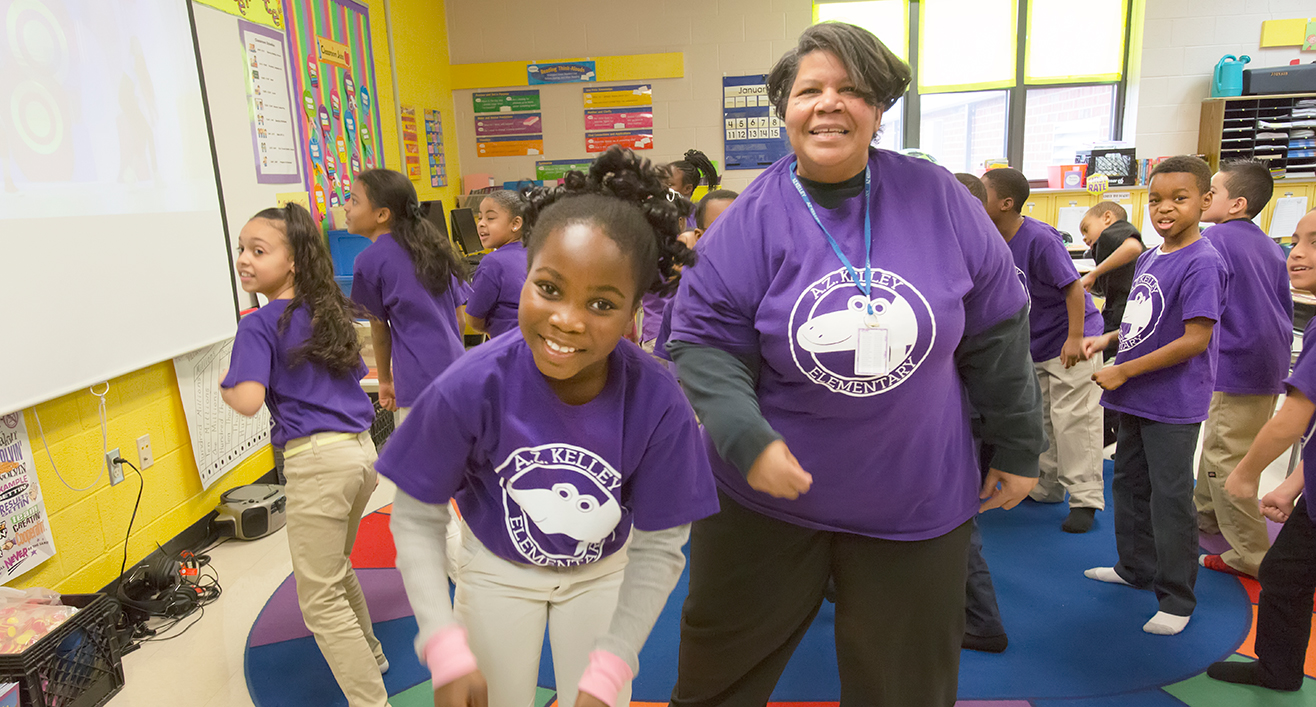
[136,434,153,470]
[106,449,123,486]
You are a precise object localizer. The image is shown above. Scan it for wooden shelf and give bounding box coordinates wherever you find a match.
[1199,93,1316,179]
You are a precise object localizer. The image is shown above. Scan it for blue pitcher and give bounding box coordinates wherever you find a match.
[1212,55,1250,97]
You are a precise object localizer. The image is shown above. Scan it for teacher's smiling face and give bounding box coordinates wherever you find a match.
[785,50,883,184]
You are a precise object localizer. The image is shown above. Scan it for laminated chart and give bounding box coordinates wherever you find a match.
[425,109,447,188]
[473,90,543,157]
[583,84,653,153]
[174,339,271,490]
[723,75,790,170]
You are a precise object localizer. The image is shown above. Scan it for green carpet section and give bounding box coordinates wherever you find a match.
[1164,655,1316,706]
[536,686,557,706]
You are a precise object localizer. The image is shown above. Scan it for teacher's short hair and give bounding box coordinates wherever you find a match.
[766,22,910,121]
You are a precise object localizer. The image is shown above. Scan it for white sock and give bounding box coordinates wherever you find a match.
[1084,566,1131,585]
[1143,611,1191,635]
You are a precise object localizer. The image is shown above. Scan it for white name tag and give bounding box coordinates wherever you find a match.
[854,327,890,377]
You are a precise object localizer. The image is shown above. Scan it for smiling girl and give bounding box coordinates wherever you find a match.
[466,190,531,337]
[378,146,718,707]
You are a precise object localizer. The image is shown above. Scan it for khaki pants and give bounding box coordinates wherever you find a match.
[283,431,390,707]
[1031,355,1105,509]
[453,529,632,707]
[1195,391,1276,576]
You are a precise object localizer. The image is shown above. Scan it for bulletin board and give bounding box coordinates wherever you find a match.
[282,0,386,219]
[723,75,789,170]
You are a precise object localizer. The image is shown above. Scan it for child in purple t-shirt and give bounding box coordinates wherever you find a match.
[1081,156,1229,636]
[1207,207,1316,692]
[981,168,1106,534]
[1195,159,1292,579]
[220,203,388,707]
[466,190,530,339]
[347,169,470,421]
[378,147,719,707]
[654,189,739,363]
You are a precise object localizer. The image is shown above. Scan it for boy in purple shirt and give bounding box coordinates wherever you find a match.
[1207,207,1316,692]
[982,168,1106,533]
[1195,159,1292,579]
[466,190,530,339]
[1082,156,1229,636]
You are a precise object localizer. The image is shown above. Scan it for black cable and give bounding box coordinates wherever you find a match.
[114,458,144,581]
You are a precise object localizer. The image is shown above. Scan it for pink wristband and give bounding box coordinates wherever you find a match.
[577,650,634,706]
[423,624,479,689]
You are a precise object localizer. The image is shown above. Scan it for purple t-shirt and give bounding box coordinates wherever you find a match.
[640,292,671,343]
[1101,238,1228,424]
[221,300,375,447]
[1284,319,1316,521]
[1203,219,1293,395]
[375,332,719,567]
[465,240,528,339]
[668,150,1026,541]
[350,233,471,407]
[1009,217,1104,362]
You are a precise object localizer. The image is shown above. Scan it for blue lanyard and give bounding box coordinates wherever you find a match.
[788,161,874,314]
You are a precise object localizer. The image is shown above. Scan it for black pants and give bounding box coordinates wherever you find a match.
[1102,312,1123,446]
[1111,414,1200,616]
[1253,496,1316,688]
[966,440,1004,637]
[671,489,972,706]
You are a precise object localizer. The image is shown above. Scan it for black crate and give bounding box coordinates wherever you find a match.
[0,595,124,707]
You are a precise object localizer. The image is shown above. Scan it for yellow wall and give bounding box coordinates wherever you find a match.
[366,0,461,209]
[15,364,271,593]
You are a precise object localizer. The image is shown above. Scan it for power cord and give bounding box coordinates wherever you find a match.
[115,458,144,580]
[32,383,111,492]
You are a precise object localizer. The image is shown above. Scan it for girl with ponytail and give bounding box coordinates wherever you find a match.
[380,146,717,707]
[221,203,390,707]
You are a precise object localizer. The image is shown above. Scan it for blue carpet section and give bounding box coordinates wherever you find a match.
[1031,688,1190,707]
[246,616,426,707]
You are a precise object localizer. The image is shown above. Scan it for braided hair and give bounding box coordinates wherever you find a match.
[524,145,696,299]
[665,148,720,196]
[251,203,363,377]
[355,169,468,294]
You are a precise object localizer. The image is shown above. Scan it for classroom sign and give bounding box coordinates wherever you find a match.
[401,106,421,180]
[475,113,543,136]
[0,413,55,585]
[723,74,790,170]
[477,135,544,157]
[584,107,653,132]
[583,84,652,108]
[536,159,594,181]
[585,130,653,153]
[473,90,541,114]
[194,0,283,28]
[528,61,596,84]
[240,21,302,184]
[425,109,447,188]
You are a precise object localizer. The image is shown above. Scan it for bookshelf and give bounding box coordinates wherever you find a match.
[1198,92,1316,179]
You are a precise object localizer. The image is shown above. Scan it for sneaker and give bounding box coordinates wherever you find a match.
[1200,554,1254,579]
[378,656,390,674]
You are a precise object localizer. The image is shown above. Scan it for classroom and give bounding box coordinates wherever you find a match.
[2,0,1316,705]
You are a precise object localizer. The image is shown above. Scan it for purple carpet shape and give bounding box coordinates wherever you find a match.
[248,567,415,648]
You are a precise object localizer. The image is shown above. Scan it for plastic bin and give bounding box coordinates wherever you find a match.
[0,595,123,707]
[327,230,371,277]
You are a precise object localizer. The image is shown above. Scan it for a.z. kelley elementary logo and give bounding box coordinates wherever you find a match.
[1120,274,1164,353]
[497,443,623,567]
[789,267,936,397]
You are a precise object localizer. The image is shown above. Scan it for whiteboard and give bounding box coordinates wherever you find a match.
[0,0,239,415]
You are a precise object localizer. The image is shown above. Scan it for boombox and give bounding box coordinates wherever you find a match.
[213,484,287,541]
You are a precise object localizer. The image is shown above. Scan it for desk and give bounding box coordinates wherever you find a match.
[1295,289,1316,307]
[1074,258,1096,274]
[1066,243,1089,255]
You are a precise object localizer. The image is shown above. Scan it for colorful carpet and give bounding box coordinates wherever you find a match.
[245,462,1316,705]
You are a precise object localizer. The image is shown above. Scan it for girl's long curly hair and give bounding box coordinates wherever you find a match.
[356,169,468,295]
[252,204,363,377]
[523,145,696,298]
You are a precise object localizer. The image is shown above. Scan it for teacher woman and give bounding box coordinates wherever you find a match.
[667,22,1046,706]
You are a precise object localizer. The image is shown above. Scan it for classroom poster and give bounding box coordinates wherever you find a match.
[283,0,385,219]
[723,75,789,170]
[401,105,421,180]
[425,109,447,188]
[584,107,653,132]
[582,84,652,108]
[473,90,543,157]
[585,130,653,153]
[195,0,284,28]
[528,61,596,84]
[472,90,541,114]
[240,21,302,184]
[536,158,594,181]
[0,413,55,585]
[583,85,653,153]
[174,340,272,490]
[477,135,544,157]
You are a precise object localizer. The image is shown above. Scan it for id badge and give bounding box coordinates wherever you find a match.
[854,327,889,377]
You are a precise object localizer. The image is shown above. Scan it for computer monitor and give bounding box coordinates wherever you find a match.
[449,207,482,256]
[420,200,449,241]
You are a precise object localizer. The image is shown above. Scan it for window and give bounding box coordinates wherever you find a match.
[815,0,1131,176]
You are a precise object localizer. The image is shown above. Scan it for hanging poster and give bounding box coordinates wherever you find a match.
[475,113,543,136]
[174,340,272,491]
[0,413,55,585]
[425,109,447,188]
[723,74,789,170]
[477,135,544,157]
[240,21,302,183]
[536,159,594,181]
[583,84,652,109]
[284,0,385,219]
[528,61,596,84]
[473,90,541,114]
[584,107,653,132]
[194,0,283,28]
[585,130,653,153]
[401,106,421,180]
